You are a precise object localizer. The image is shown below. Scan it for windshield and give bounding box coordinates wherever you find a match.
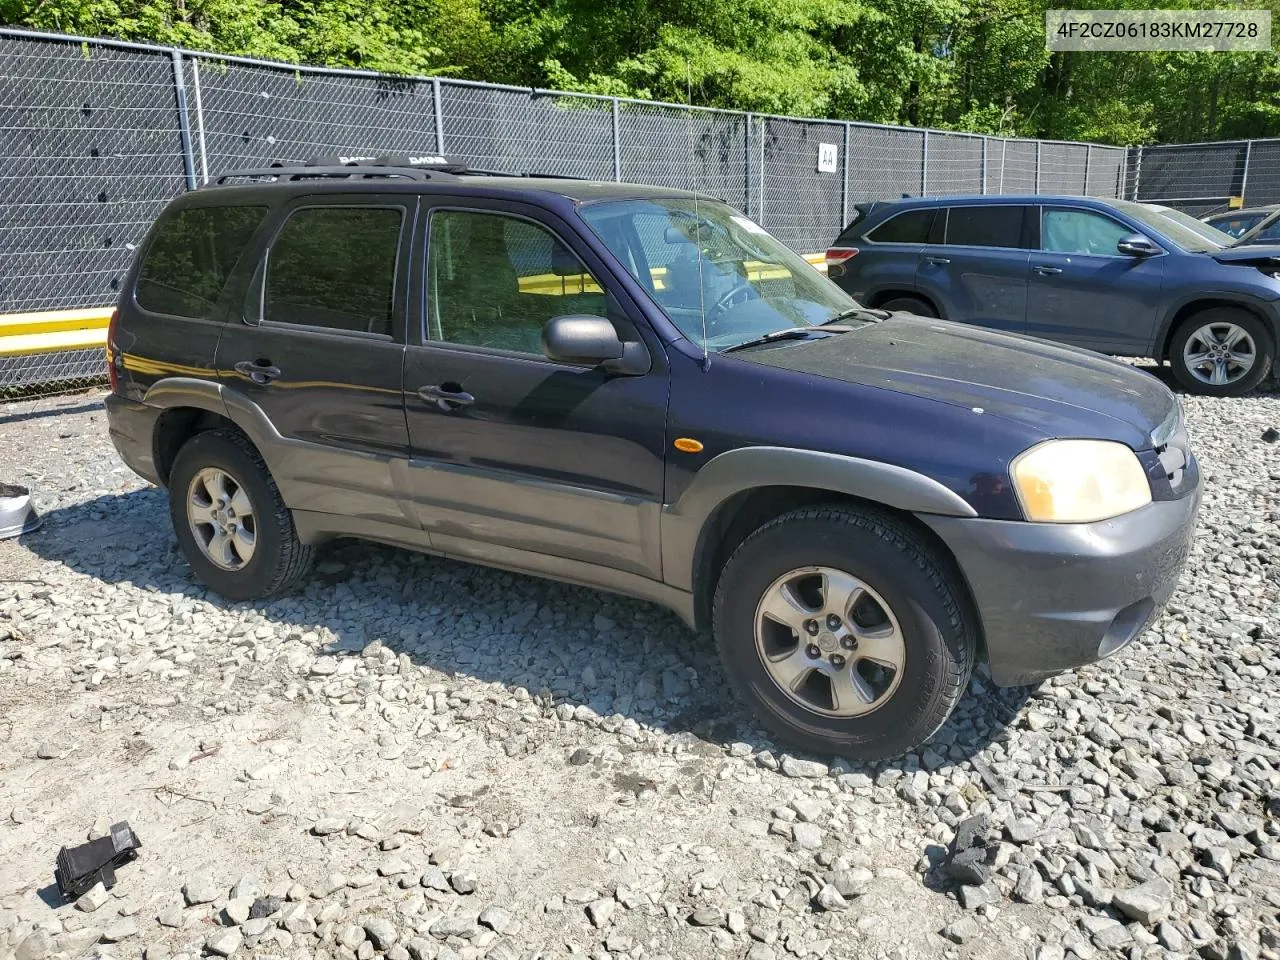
[1114,199,1232,252]
[578,198,859,351]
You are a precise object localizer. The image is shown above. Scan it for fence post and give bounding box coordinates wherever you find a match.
[1131,145,1143,200]
[981,137,988,194]
[432,78,445,154]
[744,112,752,217]
[921,130,929,195]
[1034,141,1041,193]
[758,116,766,223]
[611,98,622,182]
[189,57,209,184]
[170,50,197,190]
[841,122,851,226]
[1240,139,1253,203]
[999,139,1006,193]
[1083,144,1091,196]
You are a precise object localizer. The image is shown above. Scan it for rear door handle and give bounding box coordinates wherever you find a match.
[234,360,281,384]
[925,256,951,266]
[1033,265,1063,275]
[418,384,475,410]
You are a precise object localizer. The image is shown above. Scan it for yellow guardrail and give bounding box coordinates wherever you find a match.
[1,255,828,357]
[0,307,113,358]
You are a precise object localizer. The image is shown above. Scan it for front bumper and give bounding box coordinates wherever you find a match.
[104,393,163,486]
[920,478,1201,687]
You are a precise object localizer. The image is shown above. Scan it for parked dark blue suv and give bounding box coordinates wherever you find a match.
[827,194,1280,395]
[105,159,1200,759]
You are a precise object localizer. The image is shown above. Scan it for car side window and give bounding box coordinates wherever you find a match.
[426,210,607,355]
[136,206,267,318]
[1041,209,1134,257]
[1252,218,1280,242]
[265,206,402,336]
[944,206,1027,248]
[867,209,935,244]
[1211,214,1263,239]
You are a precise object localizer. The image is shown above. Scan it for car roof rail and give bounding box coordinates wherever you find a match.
[209,153,591,188]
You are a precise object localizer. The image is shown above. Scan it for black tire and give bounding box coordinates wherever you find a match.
[878,295,937,318]
[1168,308,1274,397]
[167,428,314,601]
[711,504,976,760]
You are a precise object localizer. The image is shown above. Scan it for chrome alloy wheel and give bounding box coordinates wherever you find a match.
[186,467,256,571]
[1182,321,1257,387]
[754,566,906,717]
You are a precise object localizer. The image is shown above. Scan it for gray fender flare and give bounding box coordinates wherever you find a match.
[660,445,976,592]
[142,377,288,474]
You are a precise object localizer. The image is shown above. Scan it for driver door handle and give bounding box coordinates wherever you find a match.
[418,384,475,410]
[925,256,951,266]
[1033,265,1063,275]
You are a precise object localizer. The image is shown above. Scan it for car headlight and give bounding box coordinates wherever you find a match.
[1011,439,1152,523]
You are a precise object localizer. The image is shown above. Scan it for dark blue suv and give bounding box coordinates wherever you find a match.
[105,159,1200,760]
[827,194,1280,395]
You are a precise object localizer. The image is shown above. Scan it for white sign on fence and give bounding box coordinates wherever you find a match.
[817,143,839,173]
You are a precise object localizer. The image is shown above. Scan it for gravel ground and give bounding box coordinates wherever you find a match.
[0,378,1278,960]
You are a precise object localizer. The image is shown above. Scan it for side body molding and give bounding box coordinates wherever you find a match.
[660,446,978,592]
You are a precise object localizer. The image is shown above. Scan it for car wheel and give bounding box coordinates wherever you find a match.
[712,504,976,760]
[167,428,314,601]
[878,296,937,318]
[1169,308,1274,396]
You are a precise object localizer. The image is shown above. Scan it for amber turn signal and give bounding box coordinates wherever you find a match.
[673,437,704,453]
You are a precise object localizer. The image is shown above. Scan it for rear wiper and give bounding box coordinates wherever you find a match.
[721,327,828,354]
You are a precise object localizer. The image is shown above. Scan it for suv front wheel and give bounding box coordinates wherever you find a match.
[1169,308,1274,396]
[712,504,976,760]
[168,428,315,600]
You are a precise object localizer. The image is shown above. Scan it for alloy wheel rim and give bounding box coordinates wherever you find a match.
[1182,322,1256,387]
[186,467,256,571]
[754,565,906,718]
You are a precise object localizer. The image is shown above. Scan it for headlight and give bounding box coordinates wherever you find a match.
[1011,439,1152,523]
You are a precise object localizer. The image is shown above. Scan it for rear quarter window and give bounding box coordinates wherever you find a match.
[867,209,935,244]
[135,206,267,318]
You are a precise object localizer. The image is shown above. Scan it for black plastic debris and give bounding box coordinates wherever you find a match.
[1262,427,1279,443]
[55,822,142,899]
[941,814,994,887]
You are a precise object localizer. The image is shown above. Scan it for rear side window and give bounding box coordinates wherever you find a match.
[265,207,402,337]
[944,206,1027,248]
[867,209,935,244]
[136,206,266,318]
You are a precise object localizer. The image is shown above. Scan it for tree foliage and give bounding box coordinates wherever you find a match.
[4,0,1278,144]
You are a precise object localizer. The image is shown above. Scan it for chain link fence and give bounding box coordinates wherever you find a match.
[1124,138,1280,217]
[1,27,1127,394]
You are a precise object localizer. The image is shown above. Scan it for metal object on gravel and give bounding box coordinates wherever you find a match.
[0,481,40,539]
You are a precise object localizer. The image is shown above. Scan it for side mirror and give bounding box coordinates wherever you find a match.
[542,315,649,375]
[1117,234,1161,258]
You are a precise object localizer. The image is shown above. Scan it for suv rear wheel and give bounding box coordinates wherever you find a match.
[712,504,975,760]
[1169,308,1274,396]
[168,428,314,600]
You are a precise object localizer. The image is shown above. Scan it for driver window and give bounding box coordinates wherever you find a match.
[426,210,607,354]
[1041,209,1134,257]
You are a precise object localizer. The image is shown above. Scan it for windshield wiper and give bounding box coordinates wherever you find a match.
[720,327,828,354]
[822,306,890,325]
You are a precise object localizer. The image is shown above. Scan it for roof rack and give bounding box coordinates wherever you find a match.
[207,153,588,187]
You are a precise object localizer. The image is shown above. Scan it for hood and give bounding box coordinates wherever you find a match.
[733,315,1176,450]
[1212,244,1280,264]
